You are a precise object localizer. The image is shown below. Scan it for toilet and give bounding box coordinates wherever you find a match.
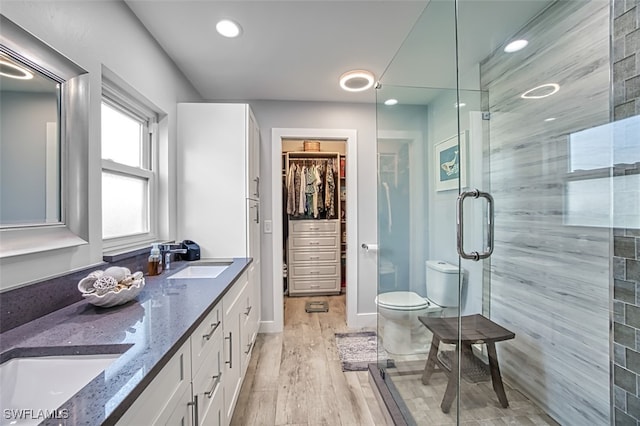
[375,260,461,355]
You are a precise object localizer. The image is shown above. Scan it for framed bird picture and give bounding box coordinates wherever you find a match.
[434,131,467,192]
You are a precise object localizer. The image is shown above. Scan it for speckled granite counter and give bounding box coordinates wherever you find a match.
[0,257,252,426]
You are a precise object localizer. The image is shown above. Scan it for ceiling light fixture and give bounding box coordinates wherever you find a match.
[384,98,398,106]
[0,58,33,80]
[521,83,560,99]
[544,117,556,122]
[339,70,375,92]
[504,39,528,53]
[216,19,242,38]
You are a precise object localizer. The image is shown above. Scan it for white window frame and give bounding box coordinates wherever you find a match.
[101,77,159,252]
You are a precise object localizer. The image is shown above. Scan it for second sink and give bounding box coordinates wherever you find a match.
[168,262,231,280]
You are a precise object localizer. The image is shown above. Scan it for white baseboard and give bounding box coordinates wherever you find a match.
[259,320,281,334]
[349,312,377,330]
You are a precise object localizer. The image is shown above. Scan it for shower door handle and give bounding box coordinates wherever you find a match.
[456,189,494,261]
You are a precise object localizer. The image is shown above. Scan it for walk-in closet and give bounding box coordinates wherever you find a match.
[281,140,347,309]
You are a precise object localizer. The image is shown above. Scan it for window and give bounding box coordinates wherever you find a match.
[101,78,158,250]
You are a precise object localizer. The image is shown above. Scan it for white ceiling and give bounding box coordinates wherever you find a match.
[125,0,552,105]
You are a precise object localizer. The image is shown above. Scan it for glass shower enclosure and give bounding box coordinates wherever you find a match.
[374,0,634,424]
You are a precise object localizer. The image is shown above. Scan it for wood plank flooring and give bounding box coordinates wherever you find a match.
[230,294,387,426]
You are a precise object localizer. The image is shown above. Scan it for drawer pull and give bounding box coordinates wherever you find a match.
[309,242,320,245]
[310,256,320,260]
[310,285,320,288]
[244,341,254,355]
[188,395,199,425]
[244,305,252,316]
[309,227,320,230]
[205,372,222,398]
[309,271,320,274]
[203,320,221,340]
[225,333,233,369]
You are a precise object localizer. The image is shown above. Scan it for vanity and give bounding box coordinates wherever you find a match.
[0,258,259,426]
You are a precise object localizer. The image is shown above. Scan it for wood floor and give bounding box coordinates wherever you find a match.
[230,294,387,426]
[231,294,558,426]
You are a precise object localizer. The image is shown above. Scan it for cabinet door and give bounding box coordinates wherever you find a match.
[222,274,248,424]
[116,340,192,425]
[246,199,260,260]
[247,108,260,200]
[164,385,194,426]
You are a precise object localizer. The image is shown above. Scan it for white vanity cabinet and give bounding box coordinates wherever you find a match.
[117,268,259,426]
[116,339,193,426]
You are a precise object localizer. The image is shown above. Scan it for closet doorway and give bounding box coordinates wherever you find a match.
[270,128,358,333]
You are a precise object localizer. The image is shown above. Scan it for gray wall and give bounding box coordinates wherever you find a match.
[480,1,610,424]
[250,100,379,323]
[612,0,640,425]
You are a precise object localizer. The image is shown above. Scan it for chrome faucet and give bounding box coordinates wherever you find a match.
[159,244,187,270]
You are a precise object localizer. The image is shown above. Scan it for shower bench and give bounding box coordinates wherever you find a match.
[418,314,515,413]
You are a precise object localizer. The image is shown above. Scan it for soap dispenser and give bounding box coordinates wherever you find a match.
[148,243,162,276]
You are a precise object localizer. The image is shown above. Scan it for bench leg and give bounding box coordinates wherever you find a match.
[486,342,509,408]
[440,345,459,413]
[421,336,440,385]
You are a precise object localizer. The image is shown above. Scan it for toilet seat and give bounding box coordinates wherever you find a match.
[376,291,430,311]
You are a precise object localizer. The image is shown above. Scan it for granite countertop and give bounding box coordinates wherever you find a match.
[0,257,252,426]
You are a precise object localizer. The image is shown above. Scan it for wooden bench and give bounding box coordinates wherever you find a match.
[418,314,515,413]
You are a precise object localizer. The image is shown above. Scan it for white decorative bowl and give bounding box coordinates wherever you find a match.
[82,277,145,308]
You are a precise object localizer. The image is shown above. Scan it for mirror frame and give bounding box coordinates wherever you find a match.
[0,14,89,257]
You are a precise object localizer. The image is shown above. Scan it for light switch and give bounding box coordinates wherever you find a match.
[264,219,272,234]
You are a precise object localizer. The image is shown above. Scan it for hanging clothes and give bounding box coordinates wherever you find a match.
[325,159,336,218]
[286,164,296,215]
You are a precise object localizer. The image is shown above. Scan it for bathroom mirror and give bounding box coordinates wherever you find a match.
[0,51,62,226]
[0,14,89,258]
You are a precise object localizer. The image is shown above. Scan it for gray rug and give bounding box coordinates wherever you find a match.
[335,331,386,371]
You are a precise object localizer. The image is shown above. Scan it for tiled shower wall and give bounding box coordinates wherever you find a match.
[613,0,640,424]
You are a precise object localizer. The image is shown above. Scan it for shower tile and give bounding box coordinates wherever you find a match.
[616,100,637,120]
[615,408,639,426]
[615,9,638,40]
[627,348,640,374]
[616,385,628,409]
[626,304,640,328]
[617,342,629,365]
[616,236,637,258]
[616,279,637,303]
[616,257,628,280]
[615,55,636,82]
[617,301,627,323]
[627,259,640,281]
[628,28,640,57]
[627,393,640,420]
[616,365,638,394]
[616,322,637,347]
[627,75,640,99]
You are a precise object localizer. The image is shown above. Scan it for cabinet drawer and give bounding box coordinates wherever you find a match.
[289,263,339,279]
[289,277,340,292]
[288,249,338,263]
[193,341,223,426]
[191,304,222,376]
[289,220,338,234]
[289,235,338,249]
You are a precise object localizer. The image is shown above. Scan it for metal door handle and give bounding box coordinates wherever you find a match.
[203,320,221,340]
[456,189,494,261]
[205,372,222,398]
[254,177,260,198]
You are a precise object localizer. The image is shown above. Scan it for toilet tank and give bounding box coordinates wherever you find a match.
[425,260,460,307]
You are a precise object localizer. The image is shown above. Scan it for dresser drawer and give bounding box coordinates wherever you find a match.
[289,235,338,249]
[288,249,339,263]
[289,220,339,234]
[289,263,339,279]
[289,277,340,293]
[191,304,222,376]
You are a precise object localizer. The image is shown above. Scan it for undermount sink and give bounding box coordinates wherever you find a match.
[0,353,120,426]
[168,262,231,280]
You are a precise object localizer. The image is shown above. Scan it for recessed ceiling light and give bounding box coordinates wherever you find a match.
[0,58,33,80]
[521,83,560,99]
[216,19,242,38]
[339,70,375,92]
[504,39,528,53]
[384,98,398,106]
[544,117,556,122]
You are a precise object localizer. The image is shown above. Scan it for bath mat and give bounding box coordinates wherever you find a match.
[305,301,328,313]
[437,350,490,383]
[335,331,386,371]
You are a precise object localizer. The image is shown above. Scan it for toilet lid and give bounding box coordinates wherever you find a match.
[376,291,429,310]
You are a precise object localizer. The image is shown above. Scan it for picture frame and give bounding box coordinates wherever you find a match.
[434,132,467,192]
